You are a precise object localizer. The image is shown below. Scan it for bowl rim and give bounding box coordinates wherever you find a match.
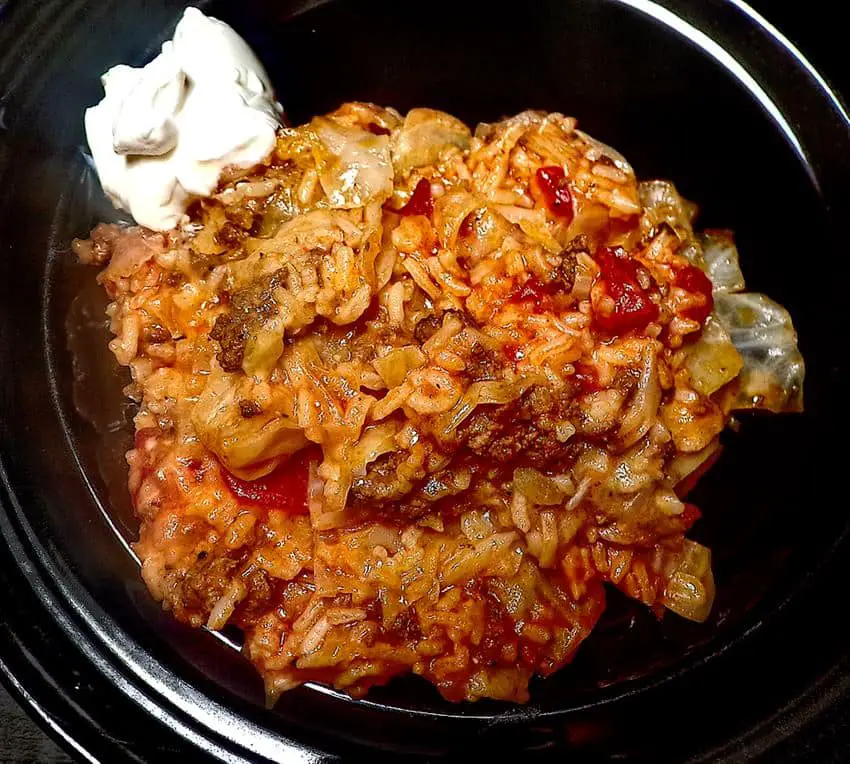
[2,0,850,760]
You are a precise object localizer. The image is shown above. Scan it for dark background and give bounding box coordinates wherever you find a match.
[1,0,847,761]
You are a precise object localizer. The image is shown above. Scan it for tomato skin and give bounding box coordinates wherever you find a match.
[365,122,391,136]
[535,166,575,223]
[508,275,560,313]
[679,503,703,531]
[503,343,525,364]
[674,265,714,324]
[591,247,659,334]
[572,362,601,395]
[458,214,476,239]
[399,178,434,217]
[222,447,320,513]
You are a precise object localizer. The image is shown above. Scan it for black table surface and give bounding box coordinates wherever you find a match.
[1,0,848,761]
[0,686,68,763]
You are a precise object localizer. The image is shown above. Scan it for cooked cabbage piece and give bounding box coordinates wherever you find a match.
[390,108,472,176]
[714,292,805,413]
[702,230,746,295]
[310,117,393,208]
[661,540,715,623]
[191,373,308,479]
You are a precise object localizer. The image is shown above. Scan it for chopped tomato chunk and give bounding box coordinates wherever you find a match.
[508,275,560,312]
[535,166,575,223]
[365,122,391,136]
[399,178,434,217]
[591,247,659,334]
[222,447,319,513]
[679,503,703,531]
[572,362,601,394]
[674,265,714,324]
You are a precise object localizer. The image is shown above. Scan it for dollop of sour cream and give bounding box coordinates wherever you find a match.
[85,8,281,231]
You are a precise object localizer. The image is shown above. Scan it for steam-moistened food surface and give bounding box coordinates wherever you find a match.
[73,10,803,705]
[75,100,804,703]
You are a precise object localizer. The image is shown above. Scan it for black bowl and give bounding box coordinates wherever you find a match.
[2,0,850,760]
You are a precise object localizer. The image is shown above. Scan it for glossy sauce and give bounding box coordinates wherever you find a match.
[674,265,714,323]
[535,166,575,223]
[222,447,320,512]
[398,178,434,217]
[591,247,659,334]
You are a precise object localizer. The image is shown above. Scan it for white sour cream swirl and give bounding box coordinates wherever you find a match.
[85,8,281,231]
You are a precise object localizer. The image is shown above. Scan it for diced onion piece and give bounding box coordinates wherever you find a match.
[554,421,577,443]
[461,510,497,541]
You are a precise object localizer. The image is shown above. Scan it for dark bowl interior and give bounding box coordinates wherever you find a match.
[2,0,850,760]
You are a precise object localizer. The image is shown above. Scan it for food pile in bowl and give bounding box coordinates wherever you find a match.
[74,8,803,703]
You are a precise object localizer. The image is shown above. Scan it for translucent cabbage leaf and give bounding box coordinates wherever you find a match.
[684,316,744,397]
[242,312,286,379]
[432,191,489,250]
[310,117,393,208]
[713,293,804,413]
[668,440,722,497]
[701,230,745,295]
[638,180,697,241]
[373,345,426,388]
[390,108,471,176]
[698,229,804,412]
[192,373,308,479]
[513,467,574,506]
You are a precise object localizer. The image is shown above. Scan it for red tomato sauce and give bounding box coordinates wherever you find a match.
[535,166,575,223]
[591,247,659,334]
[222,447,320,513]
